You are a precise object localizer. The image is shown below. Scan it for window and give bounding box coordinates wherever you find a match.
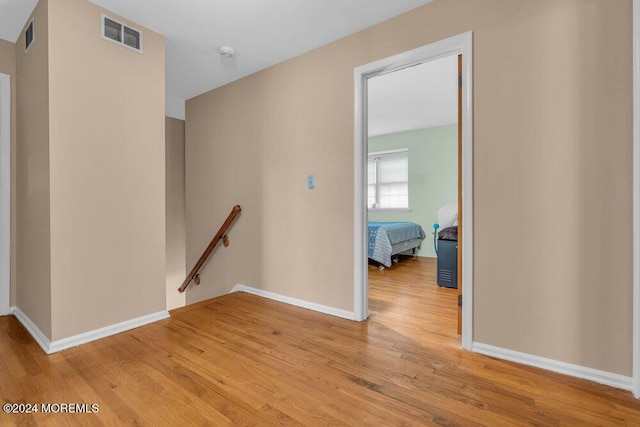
[101,15,143,53]
[367,149,409,210]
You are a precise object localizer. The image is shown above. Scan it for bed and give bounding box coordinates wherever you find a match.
[368,221,426,269]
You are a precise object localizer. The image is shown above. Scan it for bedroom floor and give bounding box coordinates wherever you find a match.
[368,255,459,345]
[0,257,638,425]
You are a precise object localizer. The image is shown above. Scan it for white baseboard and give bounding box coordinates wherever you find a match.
[230,284,357,321]
[11,306,51,353]
[11,306,170,354]
[473,342,634,392]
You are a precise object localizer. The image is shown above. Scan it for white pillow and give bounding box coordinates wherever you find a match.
[437,203,458,229]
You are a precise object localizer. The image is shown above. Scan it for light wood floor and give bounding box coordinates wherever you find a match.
[1,257,639,425]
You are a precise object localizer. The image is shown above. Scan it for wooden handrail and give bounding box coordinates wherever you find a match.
[178,205,241,293]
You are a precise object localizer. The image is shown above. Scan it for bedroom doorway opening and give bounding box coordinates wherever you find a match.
[353,32,473,350]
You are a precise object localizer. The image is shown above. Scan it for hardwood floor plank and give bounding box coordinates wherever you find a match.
[0,256,638,425]
[132,324,337,425]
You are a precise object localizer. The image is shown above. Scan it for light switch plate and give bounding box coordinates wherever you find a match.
[308,175,315,189]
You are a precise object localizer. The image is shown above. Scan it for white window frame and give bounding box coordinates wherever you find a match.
[367,148,410,212]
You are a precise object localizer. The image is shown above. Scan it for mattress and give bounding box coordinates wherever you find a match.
[368,222,426,267]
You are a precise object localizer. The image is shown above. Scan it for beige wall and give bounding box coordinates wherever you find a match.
[186,0,633,376]
[166,117,186,310]
[46,0,166,340]
[472,0,632,377]
[0,39,17,308]
[15,0,52,338]
[185,78,263,304]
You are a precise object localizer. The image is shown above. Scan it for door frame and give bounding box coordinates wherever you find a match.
[633,0,640,399]
[0,73,11,316]
[353,32,474,350]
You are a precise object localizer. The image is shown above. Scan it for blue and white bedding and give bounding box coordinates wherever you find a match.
[368,222,426,268]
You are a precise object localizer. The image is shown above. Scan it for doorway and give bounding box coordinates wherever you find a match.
[353,32,473,349]
[0,73,10,316]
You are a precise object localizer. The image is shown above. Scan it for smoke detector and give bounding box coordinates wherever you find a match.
[219,46,236,58]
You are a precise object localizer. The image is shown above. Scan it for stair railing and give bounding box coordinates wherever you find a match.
[178,205,241,293]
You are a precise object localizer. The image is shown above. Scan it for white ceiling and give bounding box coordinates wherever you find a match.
[0,0,38,43]
[368,55,458,137]
[0,0,444,127]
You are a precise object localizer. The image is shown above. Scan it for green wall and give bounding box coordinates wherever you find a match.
[368,124,457,257]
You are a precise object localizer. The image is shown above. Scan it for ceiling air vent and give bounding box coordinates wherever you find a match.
[25,18,34,51]
[101,15,143,53]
